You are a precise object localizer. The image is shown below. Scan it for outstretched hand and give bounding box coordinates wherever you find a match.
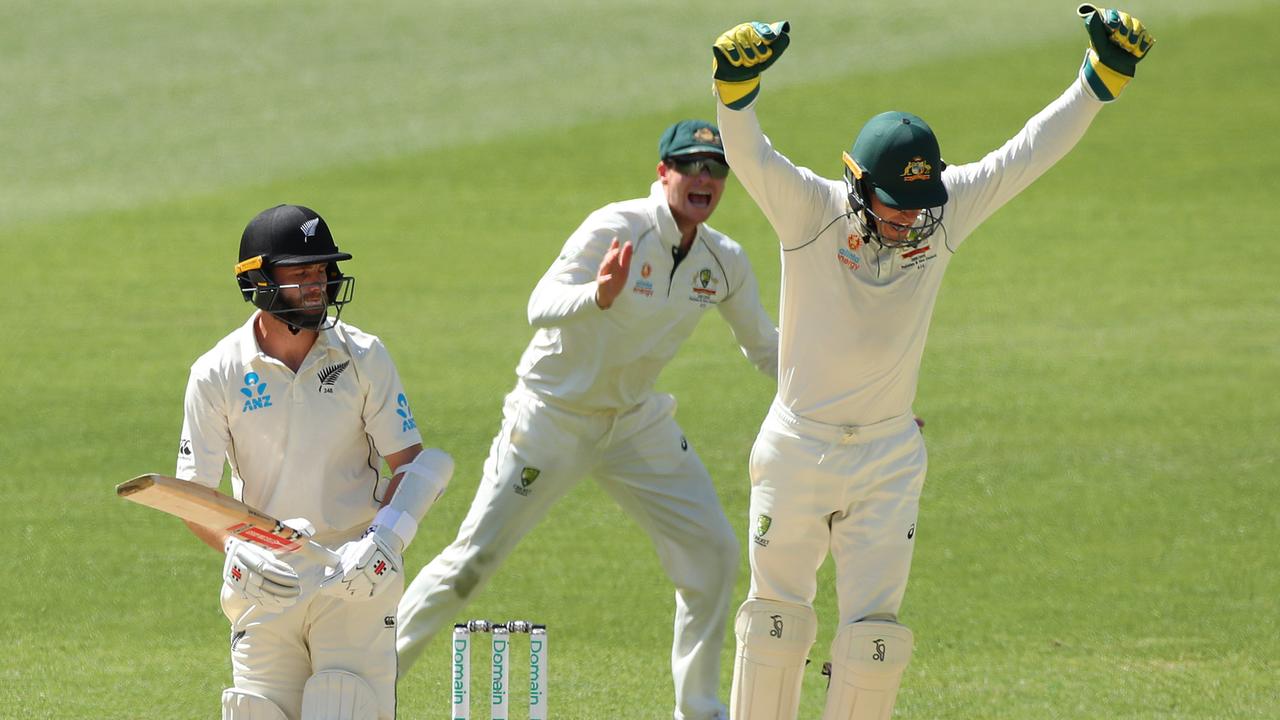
[595,237,634,309]
[712,20,791,110]
[1077,5,1154,102]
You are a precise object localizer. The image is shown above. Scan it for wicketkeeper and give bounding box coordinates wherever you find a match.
[177,204,454,719]
[710,6,1154,719]
[397,121,779,720]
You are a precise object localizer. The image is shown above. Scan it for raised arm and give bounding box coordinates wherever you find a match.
[944,5,1156,242]
[527,214,631,326]
[712,21,838,250]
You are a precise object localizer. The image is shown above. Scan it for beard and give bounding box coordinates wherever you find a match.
[276,289,330,330]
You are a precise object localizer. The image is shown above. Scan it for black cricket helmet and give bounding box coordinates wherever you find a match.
[234,204,355,331]
[843,111,947,249]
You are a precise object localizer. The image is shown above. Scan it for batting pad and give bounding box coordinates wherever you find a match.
[221,689,287,720]
[730,598,818,720]
[821,620,913,720]
[301,670,378,720]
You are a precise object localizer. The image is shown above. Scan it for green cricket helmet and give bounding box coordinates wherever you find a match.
[234,204,355,332]
[842,111,947,249]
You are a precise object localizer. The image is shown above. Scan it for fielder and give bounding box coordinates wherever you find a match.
[177,204,454,720]
[397,120,779,720]
[709,7,1154,719]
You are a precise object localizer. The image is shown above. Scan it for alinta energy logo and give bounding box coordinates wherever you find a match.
[240,372,272,413]
[317,360,350,394]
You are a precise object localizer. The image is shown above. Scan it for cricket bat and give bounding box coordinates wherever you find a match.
[117,474,342,582]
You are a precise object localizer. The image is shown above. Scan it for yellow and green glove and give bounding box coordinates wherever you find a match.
[712,21,790,110]
[1077,4,1155,102]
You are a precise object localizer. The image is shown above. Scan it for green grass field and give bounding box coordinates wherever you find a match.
[3,2,1277,718]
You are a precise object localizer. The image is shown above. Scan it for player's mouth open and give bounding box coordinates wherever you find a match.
[689,193,712,208]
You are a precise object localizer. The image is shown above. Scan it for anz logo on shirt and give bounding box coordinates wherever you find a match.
[396,393,417,432]
[240,372,272,413]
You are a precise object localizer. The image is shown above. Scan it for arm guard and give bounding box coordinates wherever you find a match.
[370,448,454,552]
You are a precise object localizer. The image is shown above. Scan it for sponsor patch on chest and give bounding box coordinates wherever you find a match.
[838,233,863,272]
[240,372,273,413]
[688,267,721,304]
[899,244,937,270]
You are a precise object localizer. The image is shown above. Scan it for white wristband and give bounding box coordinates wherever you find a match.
[372,505,418,551]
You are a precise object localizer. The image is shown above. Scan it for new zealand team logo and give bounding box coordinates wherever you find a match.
[300,217,320,241]
[317,360,350,393]
[396,393,417,431]
[240,372,272,413]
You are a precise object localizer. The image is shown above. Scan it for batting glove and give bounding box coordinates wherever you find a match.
[324,526,402,602]
[223,537,302,610]
[712,21,790,110]
[1077,4,1155,102]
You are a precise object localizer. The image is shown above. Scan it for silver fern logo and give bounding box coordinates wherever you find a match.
[300,217,320,242]
[317,360,350,393]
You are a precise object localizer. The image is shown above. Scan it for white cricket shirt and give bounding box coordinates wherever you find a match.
[176,314,423,534]
[516,181,779,412]
[719,76,1103,426]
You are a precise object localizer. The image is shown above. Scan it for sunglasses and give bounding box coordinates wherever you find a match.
[666,156,730,179]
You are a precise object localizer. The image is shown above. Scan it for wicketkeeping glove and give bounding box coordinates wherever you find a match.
[1077,4,1155,102]
[712,21,790,110]
[223,537,302,610]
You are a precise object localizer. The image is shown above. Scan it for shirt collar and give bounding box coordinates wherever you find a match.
[650,180,694,251]
[235,311,339,368]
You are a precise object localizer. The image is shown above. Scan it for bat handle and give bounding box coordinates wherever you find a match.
[297,540,345,588]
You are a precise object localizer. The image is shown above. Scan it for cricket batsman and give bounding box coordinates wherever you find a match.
[709,6,1154,719]
[177,204,454,719]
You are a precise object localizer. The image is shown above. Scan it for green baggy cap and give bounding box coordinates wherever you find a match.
[659,120,726,160]
[850,111,948,210]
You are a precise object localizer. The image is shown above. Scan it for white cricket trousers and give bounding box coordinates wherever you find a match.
[746,400,926,624]
[220,533,402,720]
[397,387,738,720]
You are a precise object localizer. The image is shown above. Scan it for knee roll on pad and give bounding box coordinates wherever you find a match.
[221,689,288,720]
[821,620,914,720]
[730,599,818,720]
[301,670,378,720]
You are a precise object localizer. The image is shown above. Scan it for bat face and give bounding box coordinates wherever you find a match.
[116,474,305,552]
